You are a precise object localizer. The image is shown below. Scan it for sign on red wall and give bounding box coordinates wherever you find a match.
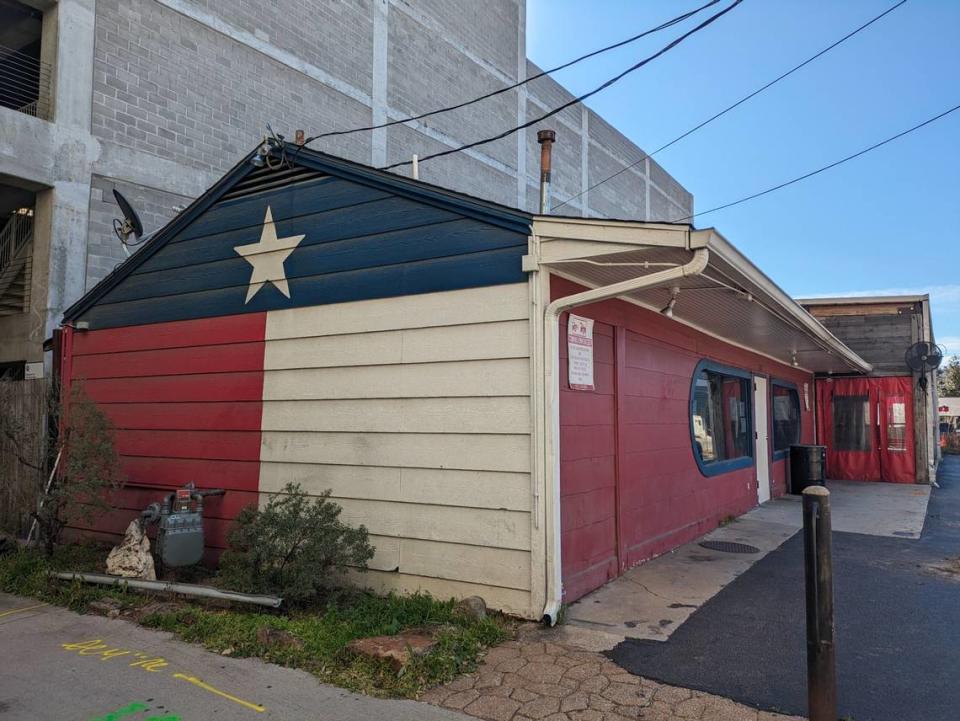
[568,314,595,391]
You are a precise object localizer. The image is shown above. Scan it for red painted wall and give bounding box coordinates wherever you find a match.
[62,314,267,555]
[554,276,815,603]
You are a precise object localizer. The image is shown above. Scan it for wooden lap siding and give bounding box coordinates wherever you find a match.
[559,320,618,603]
[66,313,267,552]
[553,276,814,603]
[61,161,537,613]
[79,174,528,330]
[259,284,534,616]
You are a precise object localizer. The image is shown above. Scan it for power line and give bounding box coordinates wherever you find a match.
[381,0,744,171]
[680,102,960,221]
[551,0,909,212]
[298,0,722,148]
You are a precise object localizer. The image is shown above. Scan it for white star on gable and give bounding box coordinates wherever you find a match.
[234,206,306,304]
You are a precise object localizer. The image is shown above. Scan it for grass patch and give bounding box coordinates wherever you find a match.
[0,544,512,697]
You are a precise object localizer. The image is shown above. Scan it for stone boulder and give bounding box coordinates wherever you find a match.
[454,595,487,621]
[106,519,157,580]
[346,632,437,670]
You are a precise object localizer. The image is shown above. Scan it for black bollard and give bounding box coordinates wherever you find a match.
[803,485,837,721]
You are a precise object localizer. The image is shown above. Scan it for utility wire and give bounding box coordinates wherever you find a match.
[679,102,960,221]
[551,0,909,212]
[298,0,722,148]
[381,0,743,171]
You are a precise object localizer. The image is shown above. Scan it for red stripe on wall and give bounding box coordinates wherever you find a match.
[71,342,265,379]
[71,313,267,355]
[98,402,263,431]
[65,314,267,555]
[119,457,261,494]
[81,372,265,403]
[114,430,262,462]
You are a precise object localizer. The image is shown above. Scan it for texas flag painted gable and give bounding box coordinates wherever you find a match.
[59,148,531,557]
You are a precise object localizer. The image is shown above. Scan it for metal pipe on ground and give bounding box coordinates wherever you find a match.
[53,572,283,608]
[802,486,837,721]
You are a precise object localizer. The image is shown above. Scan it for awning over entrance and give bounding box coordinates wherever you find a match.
[529,217,871,375]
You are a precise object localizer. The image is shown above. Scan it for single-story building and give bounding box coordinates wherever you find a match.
[58,144,872,620]
[798,296,940,483]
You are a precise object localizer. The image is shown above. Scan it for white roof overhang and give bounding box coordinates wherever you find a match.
[530,217,872,375]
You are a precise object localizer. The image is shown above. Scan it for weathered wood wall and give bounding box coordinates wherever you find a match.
[0,379,50,537]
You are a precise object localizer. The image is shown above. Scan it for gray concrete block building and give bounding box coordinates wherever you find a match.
[0,0,694,371]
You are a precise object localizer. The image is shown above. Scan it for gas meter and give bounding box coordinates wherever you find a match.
[141,483,225,567]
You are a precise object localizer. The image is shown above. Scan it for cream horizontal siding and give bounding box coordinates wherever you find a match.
[259,464,531,512]
[261,431,529,473]
[259,283,536,616]
[261,397,530,434]
[265,284,529,340]
[264,320,529,368]
[261,358,530,399]
[348,569,533,618]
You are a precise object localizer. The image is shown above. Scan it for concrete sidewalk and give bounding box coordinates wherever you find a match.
[609,458,960,721]
[560,478,930,650]
[0,593,470,721]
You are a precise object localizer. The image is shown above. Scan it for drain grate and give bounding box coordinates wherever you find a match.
[699,540,760,554]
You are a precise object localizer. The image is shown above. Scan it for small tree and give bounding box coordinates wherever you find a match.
[219,483,374,604]
[32,384,124,555]
[938,356,960,397]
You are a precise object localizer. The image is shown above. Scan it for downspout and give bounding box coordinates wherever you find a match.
[541,246,710,625]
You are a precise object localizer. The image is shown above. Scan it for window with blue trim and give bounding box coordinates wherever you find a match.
[772,382,801,455]
[691,362,753,474]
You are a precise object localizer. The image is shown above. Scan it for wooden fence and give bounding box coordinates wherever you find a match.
[0,378,51,537]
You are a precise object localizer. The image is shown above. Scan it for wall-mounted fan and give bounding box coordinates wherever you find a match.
[905,341,944,373]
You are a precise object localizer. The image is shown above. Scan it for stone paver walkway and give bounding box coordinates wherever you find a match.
[422,639,803,721]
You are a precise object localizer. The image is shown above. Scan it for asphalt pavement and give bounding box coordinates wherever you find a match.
[0,595,471,721]
[609,456,960,721]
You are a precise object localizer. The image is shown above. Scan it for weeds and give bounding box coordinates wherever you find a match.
[0,545,512,698]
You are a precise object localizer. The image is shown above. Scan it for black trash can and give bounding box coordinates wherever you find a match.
[789,444,826,495]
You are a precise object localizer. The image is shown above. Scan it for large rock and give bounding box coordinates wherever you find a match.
[346,632,437,670]
[106,519,157,580]
[455,595,487,621]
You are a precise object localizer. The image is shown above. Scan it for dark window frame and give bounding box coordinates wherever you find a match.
[771,379,801,460]
[689,359,755,477]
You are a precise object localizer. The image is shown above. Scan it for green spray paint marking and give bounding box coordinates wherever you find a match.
[86,701,181,721]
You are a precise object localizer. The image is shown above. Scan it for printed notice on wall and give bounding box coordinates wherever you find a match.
[567,314,595,391]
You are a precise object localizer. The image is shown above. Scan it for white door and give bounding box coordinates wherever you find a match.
[754,376,771,504]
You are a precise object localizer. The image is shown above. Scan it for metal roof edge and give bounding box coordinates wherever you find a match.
[703,229,873,374]
[796,294,930,305]
[62,143,537,323]
[291,144,533,234]
[62,148,261,322]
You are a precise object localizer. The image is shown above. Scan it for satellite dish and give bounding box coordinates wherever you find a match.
[112,189,145,257]
[905,341,944,373]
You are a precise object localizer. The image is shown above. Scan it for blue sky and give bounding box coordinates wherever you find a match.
[526,0,959,358]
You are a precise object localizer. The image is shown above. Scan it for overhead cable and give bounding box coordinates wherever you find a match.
[380,0,745,171]
[298,0,723,148]
[681,102,960,220]
[551,0,909,211]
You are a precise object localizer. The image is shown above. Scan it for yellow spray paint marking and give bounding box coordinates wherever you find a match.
[172,673,266,713]
[61,638,268,713]
[0,603,47,618]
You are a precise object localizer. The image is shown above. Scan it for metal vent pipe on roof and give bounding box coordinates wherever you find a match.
[537,129,556,214]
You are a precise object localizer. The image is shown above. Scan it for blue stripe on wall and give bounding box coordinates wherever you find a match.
[80,246,527,329]
[76,174,531,330]
[136,195,461,274]
[103,219,525,304]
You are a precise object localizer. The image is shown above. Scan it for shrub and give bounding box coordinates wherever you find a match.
[33,384,124,556]
[219,483,375,604]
